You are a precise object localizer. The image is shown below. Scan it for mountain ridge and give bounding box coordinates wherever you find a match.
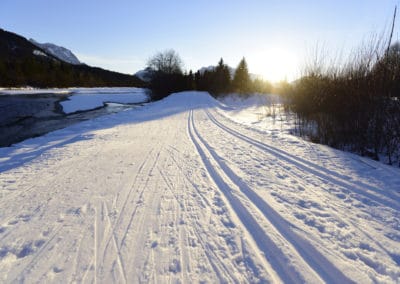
[0,28,144,88]
[29,39,81,65]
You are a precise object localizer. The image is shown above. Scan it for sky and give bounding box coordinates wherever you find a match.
[1,0,399,82]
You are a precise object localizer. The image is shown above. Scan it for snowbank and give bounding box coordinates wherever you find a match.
[60,89,149,114]
[0,87,149,113]
[218,93,292,134]
[0,88,72,95]
[0,87,146,96]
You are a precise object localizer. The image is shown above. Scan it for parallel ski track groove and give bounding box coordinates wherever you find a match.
[196,109,354,283]
[205,109,397,260]
[188,109,305,283]
[206,109,400,211]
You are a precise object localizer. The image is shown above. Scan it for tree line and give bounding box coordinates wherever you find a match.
[282,8,400,165]
[0,28,144,88]
[146,49,272,100]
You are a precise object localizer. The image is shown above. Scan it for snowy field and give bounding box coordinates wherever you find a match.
[0,91,399,283]
[60,89,149,114]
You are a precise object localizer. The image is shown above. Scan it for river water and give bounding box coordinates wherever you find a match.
[0,93,143,147]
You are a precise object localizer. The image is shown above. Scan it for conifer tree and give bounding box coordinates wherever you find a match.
[232,57,251,94]
[214,58,231,94]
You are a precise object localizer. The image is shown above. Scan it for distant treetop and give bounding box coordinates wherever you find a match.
[147,49,183,75]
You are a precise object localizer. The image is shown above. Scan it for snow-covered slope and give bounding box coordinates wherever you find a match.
[0,91,399,283]
[29,39,81,65]
[134,68,154,82]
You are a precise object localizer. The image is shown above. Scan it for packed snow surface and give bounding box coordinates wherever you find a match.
[0,91,399,283]
[60,88,149,114]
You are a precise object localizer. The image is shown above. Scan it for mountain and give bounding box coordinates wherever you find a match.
[134,67,154,82]
[0,28,144,88]
[197,65,216,75]
[29,39,81,65]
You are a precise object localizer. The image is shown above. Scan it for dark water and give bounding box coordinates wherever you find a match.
[0,94,141,147]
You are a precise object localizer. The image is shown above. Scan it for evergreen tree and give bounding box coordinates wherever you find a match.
[214,58,231,94]
[232,57,251,94]
[186,70,196,90]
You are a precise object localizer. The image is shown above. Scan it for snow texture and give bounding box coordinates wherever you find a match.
[0,91,399,283]
[32,50,47,57]
[29,39,81,65]
[60,88,149,114]
[134,68,154,82]
[0,87,144,96]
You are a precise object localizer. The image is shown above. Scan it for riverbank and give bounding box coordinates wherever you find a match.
[0,93,144,147]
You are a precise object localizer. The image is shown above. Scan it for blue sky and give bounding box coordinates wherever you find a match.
[1,0,399,81]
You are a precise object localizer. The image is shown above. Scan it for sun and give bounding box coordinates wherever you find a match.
[250,48,299,83]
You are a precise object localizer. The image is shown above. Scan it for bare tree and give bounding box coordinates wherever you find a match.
[147,49,183,75]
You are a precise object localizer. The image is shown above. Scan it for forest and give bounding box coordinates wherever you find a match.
[0,28,144,88]
[146,29,400,166]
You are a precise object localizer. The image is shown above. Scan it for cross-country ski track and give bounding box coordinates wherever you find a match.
[0,91,399,283]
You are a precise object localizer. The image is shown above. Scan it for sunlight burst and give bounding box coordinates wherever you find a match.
[251,48,299,83]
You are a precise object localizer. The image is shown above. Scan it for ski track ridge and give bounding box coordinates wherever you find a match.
[205,108,398,262]
[188,109,308,283]
[194,109,356,283]
[206,109,400,211]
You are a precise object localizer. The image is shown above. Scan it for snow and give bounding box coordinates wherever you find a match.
[134,68,154,82]
[0,87,145,96]
[30,39,81,65]
[32,50,47,57]
[0,88,72,95]
[0,91,399,283]
[60,88,149,114]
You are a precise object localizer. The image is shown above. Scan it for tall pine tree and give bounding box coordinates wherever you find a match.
[214,58,231,94]
[232,57,251,94]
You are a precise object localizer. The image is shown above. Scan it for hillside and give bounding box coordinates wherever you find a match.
[0,91,399,283]
[29,39,81,65]
[0,28,144,88]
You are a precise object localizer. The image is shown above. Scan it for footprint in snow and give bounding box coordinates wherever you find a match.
[53,266,63,273]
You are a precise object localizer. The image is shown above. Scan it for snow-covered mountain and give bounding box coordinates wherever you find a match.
[29,39,82,65]
[197,65,216,75]
[134,67,154,82]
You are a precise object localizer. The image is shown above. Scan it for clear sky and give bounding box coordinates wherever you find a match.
[1,0,399,82]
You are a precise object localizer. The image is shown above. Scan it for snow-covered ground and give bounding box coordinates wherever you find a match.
[0,87,149,114]
[0,87,145,96]
[60,89,149,114]
[0,91,399,283]
[0,88,72,95]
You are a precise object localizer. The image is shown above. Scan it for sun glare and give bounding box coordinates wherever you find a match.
[251,48,299,83]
